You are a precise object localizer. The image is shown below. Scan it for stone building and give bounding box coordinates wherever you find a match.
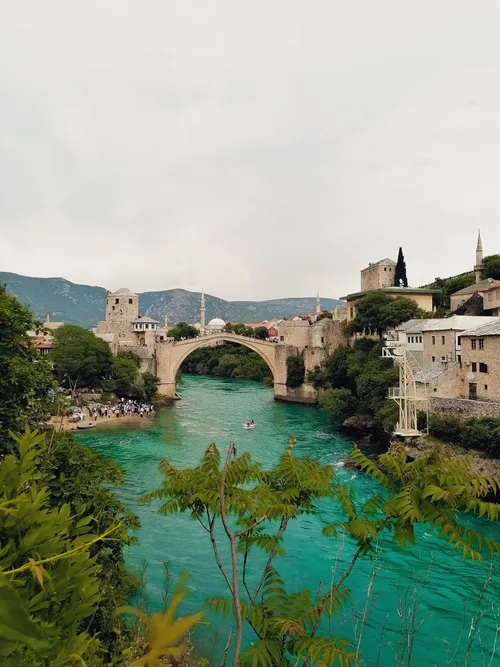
[360,258,396,291]
[420,316,490,366]
[95,287,166,371]
[459,320,500,401]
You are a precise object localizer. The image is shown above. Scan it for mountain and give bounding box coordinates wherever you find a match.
[0,272,343,329]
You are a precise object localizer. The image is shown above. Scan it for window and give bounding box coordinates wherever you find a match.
[432,335,436,345]
[321,336,324,343]
[384,267,387,271]
[431,356,435,362]
[145,323,149,330]
[419,336,422,343]
[441,335,446,345]
[115,298,119,304]
[280,335,284,342]
[457,336,461,346]
[129,298,133,304]
[471,340,477,350]
[457,355,461,364]
[496,290,500,299]
[479,363,488,373]
[485,385,488,391]
[479,339,484,350]
[471,362,477,372]
[488,292,493,301]
[112,306,115,311]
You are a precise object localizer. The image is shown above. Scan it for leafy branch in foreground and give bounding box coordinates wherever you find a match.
[142,437,357,666]
[143,438,500,666]
[348,444,500,561]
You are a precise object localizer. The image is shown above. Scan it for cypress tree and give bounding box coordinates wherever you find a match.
[394,246,408,287]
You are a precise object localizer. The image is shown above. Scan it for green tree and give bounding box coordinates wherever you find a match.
[113,354,140,397]
[481,254,500,280]
[142,371,159,400]
[0,430,132,664]
[318,388,357,422]
[394,247,408,287]
[253,326,269,340]
[349,292,420,337]
[142,439,500,665]
[167,322,198,340]
[0,285,54,451]
[51,325,113,393]
[216,353,240,377]
[286,355,305,388]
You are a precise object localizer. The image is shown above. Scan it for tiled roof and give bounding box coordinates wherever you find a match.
[451,278,496,296]
[414,363,447,383]
[132,316,159,324]
[460,320,500,337]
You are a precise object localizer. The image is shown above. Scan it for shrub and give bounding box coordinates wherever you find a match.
[428,415,462,444]
[286,355,305,388]
[318,388,357,422]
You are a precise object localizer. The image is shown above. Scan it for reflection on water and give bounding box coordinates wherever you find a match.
[77,375,500,666]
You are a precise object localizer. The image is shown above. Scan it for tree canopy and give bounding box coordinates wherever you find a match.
[167,322,199,340]
[286,355,305,388]
[349,292,421,337]
[394,247,408,287]
[51,325,113,392]
[481,254,500,281]
[0,285,54,450]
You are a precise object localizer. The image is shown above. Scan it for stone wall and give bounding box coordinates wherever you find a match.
[360,261,395,291]
[274,382,318,404]
[422,329,457,366]
[429,396,500,418]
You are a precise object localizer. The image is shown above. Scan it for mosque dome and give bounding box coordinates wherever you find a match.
[207,317,226,328]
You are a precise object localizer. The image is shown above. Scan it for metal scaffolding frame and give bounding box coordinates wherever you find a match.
[383,345,428,438]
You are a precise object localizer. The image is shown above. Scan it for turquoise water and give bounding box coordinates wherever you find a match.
[77,375,500,666]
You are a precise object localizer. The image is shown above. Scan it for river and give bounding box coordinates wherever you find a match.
[76,375,500,666]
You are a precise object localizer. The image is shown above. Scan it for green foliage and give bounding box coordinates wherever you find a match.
[349,444,500,561]
[429,414,500,457]
[167,322,199,340]
[349,292,421,337]
[319,339,399,437]
[481,254,500,280]
[286,355,305,388]
[224,322,270,339]
[394,247,408,287]
[429,273,476,296]
[142,371,159,401]
[51,324,114,391]
[306,365,329,389]
[181,343,272,383]
[318,389,357,423]
[113,355,141,397]
[142,438,357,666]
[0,429,132,664]
[0,285,55,453]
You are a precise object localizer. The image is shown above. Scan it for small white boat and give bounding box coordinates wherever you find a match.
[243,423,255,429]
[77,422,96,430]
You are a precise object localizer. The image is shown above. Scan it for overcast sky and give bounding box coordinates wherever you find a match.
[1,1,499,301]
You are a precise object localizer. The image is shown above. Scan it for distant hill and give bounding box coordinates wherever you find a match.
[0,272,343,329]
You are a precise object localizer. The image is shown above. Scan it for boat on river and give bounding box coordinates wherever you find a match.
[77,422,96,430]
[243,423,255,429]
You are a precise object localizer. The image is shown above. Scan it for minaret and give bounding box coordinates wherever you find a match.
[474,230,484,283]
[200,289,206,336]
[164,314,168,328]
[316,290,321,314]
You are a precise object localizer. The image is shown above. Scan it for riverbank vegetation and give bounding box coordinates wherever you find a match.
[427,413,500,458]
[50,325,158,400]
[180,343,273,383]
[311,338,399,438]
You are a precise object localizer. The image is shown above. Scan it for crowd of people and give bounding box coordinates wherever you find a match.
[88,398,155,421]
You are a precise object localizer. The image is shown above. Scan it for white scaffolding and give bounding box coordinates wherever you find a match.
[382,345,428,438]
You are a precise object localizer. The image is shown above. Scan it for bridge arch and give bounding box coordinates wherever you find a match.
[156,333,283,398]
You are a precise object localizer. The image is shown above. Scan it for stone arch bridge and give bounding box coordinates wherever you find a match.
[156,332,296,401]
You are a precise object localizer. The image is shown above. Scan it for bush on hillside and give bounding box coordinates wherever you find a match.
[286,355,305,388]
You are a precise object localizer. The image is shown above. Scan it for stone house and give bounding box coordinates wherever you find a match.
[480,281,500,316]
[421,316,491,366]
[459,320,500,401]
[449,278,497,312]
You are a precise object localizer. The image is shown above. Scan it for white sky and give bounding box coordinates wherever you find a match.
[1,1,499,300]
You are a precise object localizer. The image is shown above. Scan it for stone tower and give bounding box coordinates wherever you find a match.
[316,290,321,314]
[474,230,484,283]
[102,288,139,339]
[200,289,206,335]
